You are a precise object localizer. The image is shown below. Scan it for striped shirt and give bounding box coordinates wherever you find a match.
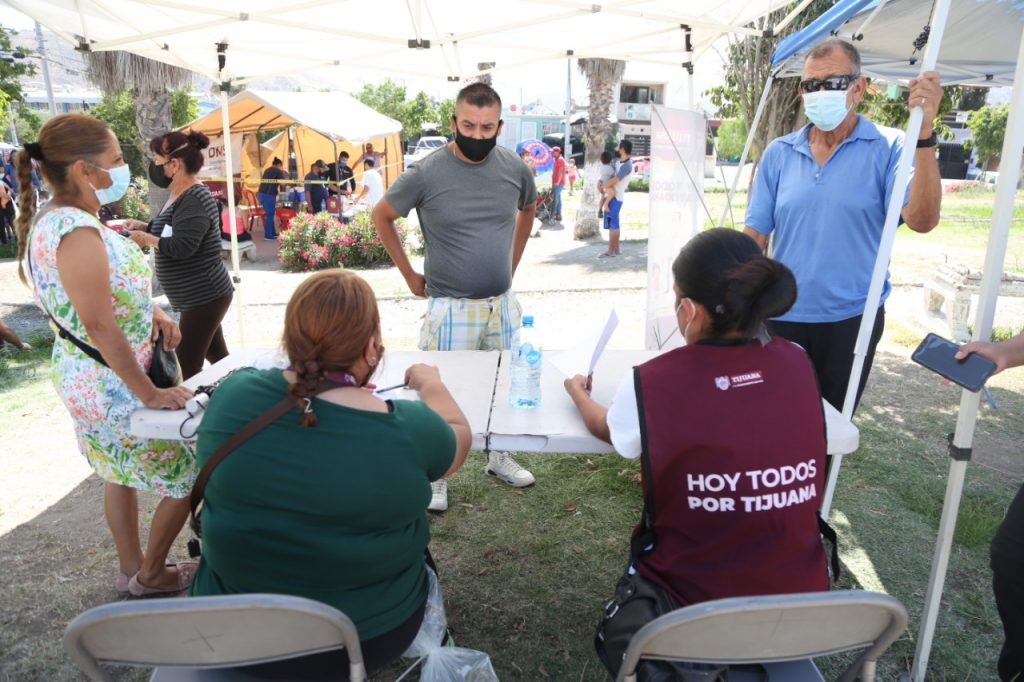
[149,184,233,311]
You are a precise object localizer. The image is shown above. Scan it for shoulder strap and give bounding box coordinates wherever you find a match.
[818,513,842,583]
[26,241,110,368]
[188,379,347,540]
[630,366,657,562]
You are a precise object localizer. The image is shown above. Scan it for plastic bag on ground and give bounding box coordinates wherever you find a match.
[401,565,499,681]
[420,647,498,682]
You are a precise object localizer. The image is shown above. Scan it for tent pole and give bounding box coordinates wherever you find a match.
[820,0,952,519]
[910,22,1024,682]
[719,71,773,228]
[565,53,572,166]
[220,83,245,348]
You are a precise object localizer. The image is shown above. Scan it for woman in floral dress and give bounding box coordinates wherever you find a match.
[15,114,198,597]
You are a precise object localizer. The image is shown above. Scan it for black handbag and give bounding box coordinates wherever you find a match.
[46,316,182,389]
[147,330,183,388]
[27,244,182,389]
[595,370,723,681]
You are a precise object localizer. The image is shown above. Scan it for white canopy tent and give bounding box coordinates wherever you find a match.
[724,1,1024,679]
[12,0,813,346]
[7,0,807,85]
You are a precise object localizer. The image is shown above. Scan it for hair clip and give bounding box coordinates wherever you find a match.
[303,398,313,414]
[714,304,726,315]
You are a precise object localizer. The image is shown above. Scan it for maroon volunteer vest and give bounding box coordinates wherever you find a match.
[634,337,829,606]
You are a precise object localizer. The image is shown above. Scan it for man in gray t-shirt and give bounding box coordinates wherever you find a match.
[373,83,538,511]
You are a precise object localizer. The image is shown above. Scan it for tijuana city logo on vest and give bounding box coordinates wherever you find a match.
[714,370,764,391]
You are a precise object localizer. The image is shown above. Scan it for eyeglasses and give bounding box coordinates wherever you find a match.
[798,74,860,94]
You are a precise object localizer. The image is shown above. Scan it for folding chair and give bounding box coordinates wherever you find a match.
[275,207,297,232]
[617,591,907,682]
[241,189,265,233]
[63,594,366,682]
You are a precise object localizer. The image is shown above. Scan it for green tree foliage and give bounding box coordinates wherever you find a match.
[90,92,141,175]
[715,119,747,160]
[0,30,35,113]
[90,88,198,177]
[964,104,1009,171]
[703,0,836,162]
[355,79,438,138]
[0,30,36,141]
[954,86,988,112]
[857,81,956,139]
[434,97,456,128]
[171,87,199,127]
[14,104,41,143]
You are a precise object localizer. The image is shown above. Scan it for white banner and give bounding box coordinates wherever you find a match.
[646,105,705,350]
[200,133,244,179]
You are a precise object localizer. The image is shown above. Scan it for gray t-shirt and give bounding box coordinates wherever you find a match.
[614,158,633,200]
[384,144,536,299]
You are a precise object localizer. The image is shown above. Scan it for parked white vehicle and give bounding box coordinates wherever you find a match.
[404,136,447,167]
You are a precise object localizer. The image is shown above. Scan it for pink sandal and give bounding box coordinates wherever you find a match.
[127,561,198,598]
[116,572,132,594]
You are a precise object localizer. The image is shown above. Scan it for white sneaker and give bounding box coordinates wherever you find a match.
[428,479,448,512]
[485,451,536,488]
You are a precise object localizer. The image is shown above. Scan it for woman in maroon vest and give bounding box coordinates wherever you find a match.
[565,228,829,611]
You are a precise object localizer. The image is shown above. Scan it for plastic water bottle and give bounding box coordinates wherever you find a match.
[510,315,542,408]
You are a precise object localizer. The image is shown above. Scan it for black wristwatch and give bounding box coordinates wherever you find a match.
[916,132,937,148]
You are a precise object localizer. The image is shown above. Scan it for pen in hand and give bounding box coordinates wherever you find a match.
[374,382,409,394]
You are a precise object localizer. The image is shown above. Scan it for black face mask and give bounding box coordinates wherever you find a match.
[452,119,500,162]
[148,160,173,189]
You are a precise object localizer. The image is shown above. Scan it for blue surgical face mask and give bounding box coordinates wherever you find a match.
[88,162,131,205]
[802,90,851,132]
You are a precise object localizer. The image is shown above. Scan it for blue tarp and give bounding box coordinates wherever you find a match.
[772,0,877,67]
[771,0,1024,85]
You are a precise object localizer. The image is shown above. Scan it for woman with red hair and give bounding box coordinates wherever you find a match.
[191,269,470,676]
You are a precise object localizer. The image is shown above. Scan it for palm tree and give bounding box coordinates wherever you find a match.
[86,52,193,213]
[574,58,625,240]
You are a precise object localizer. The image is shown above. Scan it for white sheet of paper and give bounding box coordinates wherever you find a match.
[160,224,173,238]
[550,309,619,378]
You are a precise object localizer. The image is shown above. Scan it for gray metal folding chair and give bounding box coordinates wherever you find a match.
[63,594,366,682]
[616,590,908,682]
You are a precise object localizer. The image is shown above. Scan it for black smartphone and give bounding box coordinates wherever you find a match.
[911,333,997,392]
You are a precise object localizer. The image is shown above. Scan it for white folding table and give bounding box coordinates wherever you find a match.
[130,349,499,449]
[130,349,858,457]
[488,350,859,456]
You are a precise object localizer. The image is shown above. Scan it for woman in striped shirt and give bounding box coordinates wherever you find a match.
[124,130,234,379]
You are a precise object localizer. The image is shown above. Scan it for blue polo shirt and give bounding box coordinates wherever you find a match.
[745,115,912,323]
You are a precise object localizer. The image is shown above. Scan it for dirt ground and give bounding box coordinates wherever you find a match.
[1,190,1022,679]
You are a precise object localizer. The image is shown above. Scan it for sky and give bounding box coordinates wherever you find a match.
[1,5,729,116]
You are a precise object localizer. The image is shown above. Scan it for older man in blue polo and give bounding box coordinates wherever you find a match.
[744,38,942,413]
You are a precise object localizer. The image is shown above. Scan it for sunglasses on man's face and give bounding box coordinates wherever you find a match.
[798,74,860,94]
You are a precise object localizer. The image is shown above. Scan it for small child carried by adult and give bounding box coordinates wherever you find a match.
[597,151,615,217]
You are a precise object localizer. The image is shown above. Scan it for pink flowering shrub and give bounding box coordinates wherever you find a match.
[278,211,411,271]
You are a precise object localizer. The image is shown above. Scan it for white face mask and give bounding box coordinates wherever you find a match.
[802,90,852,132]
[676,297,696,341]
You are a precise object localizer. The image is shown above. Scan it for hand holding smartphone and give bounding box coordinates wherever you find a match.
[912,333,997,392]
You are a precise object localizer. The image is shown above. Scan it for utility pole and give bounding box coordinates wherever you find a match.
[36,21,58,116]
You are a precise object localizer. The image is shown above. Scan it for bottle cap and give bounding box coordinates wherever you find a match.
[522,315,534,325]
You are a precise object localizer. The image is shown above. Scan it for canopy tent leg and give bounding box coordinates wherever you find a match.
[219,78,245,348]
[910,22,1024,681]
[565,53,573,165]
[719,72,774,228]
[820,0,953,519]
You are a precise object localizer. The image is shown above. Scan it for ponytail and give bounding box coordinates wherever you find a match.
[672,228,798,340]
[14,148,38,285]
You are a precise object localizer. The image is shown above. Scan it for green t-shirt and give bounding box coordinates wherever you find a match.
[190,368,455,639]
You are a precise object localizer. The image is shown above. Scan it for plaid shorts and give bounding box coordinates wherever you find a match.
[418,291,523,351]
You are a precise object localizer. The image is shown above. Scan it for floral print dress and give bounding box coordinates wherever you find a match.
[29,207,196,497]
